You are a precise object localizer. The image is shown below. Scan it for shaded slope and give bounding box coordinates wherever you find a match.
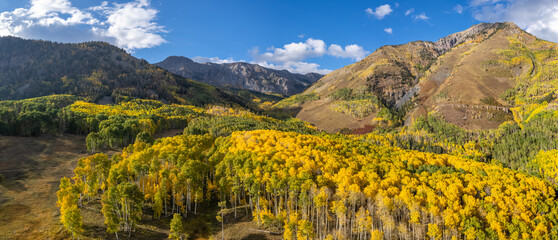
[0,37,244,107]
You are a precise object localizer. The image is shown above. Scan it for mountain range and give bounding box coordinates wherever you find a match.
[1,22,557,134]
[155,56,322,96]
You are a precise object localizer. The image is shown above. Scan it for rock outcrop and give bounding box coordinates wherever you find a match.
[156,56,323,96]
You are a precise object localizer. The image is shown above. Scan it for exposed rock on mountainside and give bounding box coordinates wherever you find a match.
[433,22,507,51]
[156,56,322,96]
[276,22,555,133]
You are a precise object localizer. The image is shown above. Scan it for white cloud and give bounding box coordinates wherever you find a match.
[454,4,465,14]
[88,1,109,11]
[192,56,240,64]
[254,38,327,63]
[0,0,166,51]
[469,0,558,42]
[470,0,503,7]
[251,38,369,74]
[256,61,332,75]
[93,0,166,50]
[366,4,393,20]
[297,34,305,38]
[384,27,393,34]
[404,8,429,21]
[415,13,429,21]
[328,44,368,60]
[405,8,414,16]
[0,0,99,36]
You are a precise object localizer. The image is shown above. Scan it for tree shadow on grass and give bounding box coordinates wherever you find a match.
[242,233,272,240]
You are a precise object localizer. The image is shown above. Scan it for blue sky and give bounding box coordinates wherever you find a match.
[1,0,557,74]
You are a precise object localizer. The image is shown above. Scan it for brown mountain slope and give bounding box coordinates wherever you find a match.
[281,41,441,133]
[277,22,551,132]
[411,22,525,129]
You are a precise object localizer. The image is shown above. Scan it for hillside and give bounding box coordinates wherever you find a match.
[3,93,558,239]
[0,37,250,107]
[156,56,322,96]
[276,22,558,133]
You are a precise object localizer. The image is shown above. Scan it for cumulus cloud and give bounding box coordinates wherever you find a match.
[257,61,332,75]
[0,0,98,36]
[469,0,558,42]
[0,0,166,51]
[192,56,240,64]
[93,0,166,50]
[251,38,369,74]
[384,28,393,34]
[253,38,327,63]
[366,4,393,20]
[328,44,369,60]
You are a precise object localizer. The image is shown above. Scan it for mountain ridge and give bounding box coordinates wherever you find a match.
[156,56,323,96]
[0,36,254,107]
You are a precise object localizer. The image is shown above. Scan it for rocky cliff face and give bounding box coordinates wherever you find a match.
[156,56,323,96]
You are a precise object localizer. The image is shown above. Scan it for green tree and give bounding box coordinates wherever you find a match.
[169,213,185,240]
[153,190,163,219]
[57,177,84,239]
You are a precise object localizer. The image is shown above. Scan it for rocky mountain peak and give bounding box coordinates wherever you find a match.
[434,22,522,52]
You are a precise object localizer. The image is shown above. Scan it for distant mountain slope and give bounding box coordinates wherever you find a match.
[276,22,558,133]
[155,56,322,96]
[0,37,246,107]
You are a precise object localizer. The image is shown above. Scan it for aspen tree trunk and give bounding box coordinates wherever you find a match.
[316,207,320,239]
[234,194,237,218]
[256,196,261,228]
[245,191,249,215]
[249,195,253,213]
[194,192,198,215]
[164,196,168,216]
[172,194,176,213]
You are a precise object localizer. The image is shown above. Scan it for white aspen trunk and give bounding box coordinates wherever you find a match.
[194,192,198,215]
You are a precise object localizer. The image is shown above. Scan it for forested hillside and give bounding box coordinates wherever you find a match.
[0,94,547,239]
[58,125,558,239]
[0,37,252,107]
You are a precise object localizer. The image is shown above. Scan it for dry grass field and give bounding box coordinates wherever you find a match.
[0,134,88,239]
